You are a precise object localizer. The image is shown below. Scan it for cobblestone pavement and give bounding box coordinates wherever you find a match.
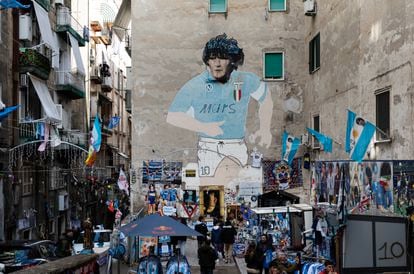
[117,238,243,273]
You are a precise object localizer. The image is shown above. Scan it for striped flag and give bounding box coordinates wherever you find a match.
[345,110,376,163]
[117,168,129,195]
[306,127,333,152]
[233,82,242,102]
[281,131,301,165]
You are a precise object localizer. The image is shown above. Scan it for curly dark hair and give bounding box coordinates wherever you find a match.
[202,33,244,69]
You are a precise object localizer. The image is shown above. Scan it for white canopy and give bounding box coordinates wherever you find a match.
[33,1,58,52]
[29,75,61,123]
[69,33,85,75]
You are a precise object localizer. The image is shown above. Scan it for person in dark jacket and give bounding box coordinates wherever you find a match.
[257,234,274,274]
[210,219,223,259]
[194,216,208,248]
[220,218,237,263]
[245,241,263,274]
[198,239,218,274]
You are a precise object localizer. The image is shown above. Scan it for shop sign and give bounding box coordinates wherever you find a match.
[162,206,176,216]
[342,215,409,272]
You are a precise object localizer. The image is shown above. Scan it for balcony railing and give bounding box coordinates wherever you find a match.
[55,70,85,99]
[19,48,51,80]
[34,0,50,11]
[56,6,85,46]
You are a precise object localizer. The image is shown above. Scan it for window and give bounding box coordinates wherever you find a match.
[376,88,390,141]
[269,0,286,11]
[21,167,33,195]
[209,0,227,13]
[312,114,320,148]
[309,33,320,73]
[264,52,284,80]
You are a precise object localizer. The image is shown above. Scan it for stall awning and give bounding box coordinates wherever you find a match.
[113,0,131,40]
[252,206,302,214]
[29,75,61,123]
[68,33,85,75]
[33,1,58,52]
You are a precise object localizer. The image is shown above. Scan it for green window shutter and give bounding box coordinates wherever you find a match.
[264,53,283,79]
[210,0,227,13]
[309,33,320,73]
[269,0,286,11]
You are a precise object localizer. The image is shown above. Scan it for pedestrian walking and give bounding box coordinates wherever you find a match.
[220,218,237,263]
[198,238,218,274]
[194,216,208,248]
[211,219,223,260]
[244,241,262,274]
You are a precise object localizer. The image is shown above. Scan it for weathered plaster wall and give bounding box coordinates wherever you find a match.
[303,0,414,162]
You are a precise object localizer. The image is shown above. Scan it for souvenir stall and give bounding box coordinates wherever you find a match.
[251,204,312,251]
[305,160,414,273]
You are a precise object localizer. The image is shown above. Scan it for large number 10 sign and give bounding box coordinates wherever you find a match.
[343,215,409,272]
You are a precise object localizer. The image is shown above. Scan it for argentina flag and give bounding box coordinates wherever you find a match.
[345,110,376,162]
[306,127,333,152]
[281,131,301,165]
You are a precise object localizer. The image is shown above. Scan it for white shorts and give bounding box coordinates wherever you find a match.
[197,137,247,177]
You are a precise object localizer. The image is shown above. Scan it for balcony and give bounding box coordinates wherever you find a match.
[34,0,50,11]
[55,70,85,99]
[125,34,131,57]
[56,6,85,46]
[18,48,51,80]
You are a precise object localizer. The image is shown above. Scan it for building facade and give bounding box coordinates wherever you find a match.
[130,0,414,216]
[0,0,132,242]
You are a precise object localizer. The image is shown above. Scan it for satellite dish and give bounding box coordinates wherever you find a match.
[283,97,302,113]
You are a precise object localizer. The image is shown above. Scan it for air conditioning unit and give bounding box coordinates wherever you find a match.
[90,65,99,78]
[36,43,52,60]
[54,0,64,6]
[55,104,63,129]
[19,14,32,41]
[20,74,29,88]
[304,0,317,16]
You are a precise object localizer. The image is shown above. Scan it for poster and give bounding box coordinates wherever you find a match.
[313,161,396,215]
[139,237,158,258]
[199,186,224,217]
[262,158,303,192]
[142,160,182,184]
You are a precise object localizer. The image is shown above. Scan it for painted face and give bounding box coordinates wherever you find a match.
[207,57,230,80]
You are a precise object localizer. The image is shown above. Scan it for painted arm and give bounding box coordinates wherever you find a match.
[166,111,224,137]
[250,91,273,148]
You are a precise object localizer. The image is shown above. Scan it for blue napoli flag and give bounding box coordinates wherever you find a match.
[108,116,121,129]
[0,105,20,120]
[345,110,376,162]
[281,131,301,165]
[0,0,30,9]
[306,127,333,152]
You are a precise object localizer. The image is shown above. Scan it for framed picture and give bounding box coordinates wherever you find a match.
[199,186,224,218]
